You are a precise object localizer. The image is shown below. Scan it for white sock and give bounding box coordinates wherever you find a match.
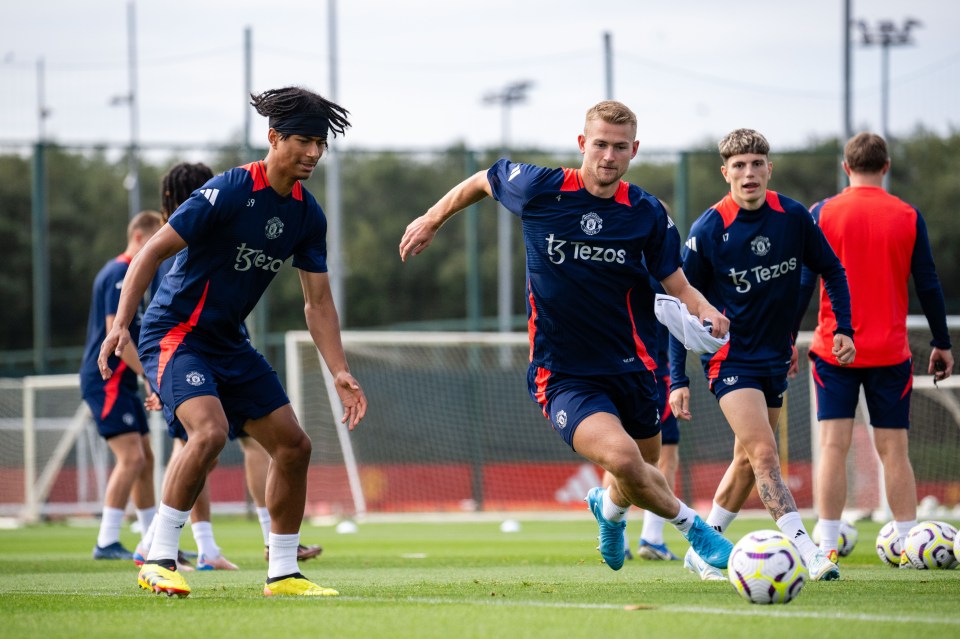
[136,506,156,538]
[669,500,697,535]
[267,532,300,579]
[894,520,917,555]
[192,521,220,559]
[146,503,190,563]
[96,506,125,548]
[640,511,666,545]
[139,517,157,554]
[817,519,841,553]
[776,512,818,561]
[706,501,738,533]
[601,489,629,523]
[257,507,271,545]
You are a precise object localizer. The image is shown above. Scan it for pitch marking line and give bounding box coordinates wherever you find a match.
[334,596,960,625]
[8,590,960,624]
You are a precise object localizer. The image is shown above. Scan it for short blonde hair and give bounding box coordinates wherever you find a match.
[718,128,770,162]
[127,210,163,240]
[585,100,637,130]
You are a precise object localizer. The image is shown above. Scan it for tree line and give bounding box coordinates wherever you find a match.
[2,128,958,369]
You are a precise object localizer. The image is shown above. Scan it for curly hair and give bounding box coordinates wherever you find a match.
[249,86,350,139]
[718,129,770,162]
[160,162,214,221]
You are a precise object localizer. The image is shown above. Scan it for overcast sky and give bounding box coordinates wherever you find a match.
[1,0,957,155]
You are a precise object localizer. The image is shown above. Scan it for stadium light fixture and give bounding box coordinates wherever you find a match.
[482,80,534,335]
[856,18,921,142]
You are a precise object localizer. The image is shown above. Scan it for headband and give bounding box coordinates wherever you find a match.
[269,112,330,139]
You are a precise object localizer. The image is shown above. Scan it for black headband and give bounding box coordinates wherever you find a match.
[269,113,330,139]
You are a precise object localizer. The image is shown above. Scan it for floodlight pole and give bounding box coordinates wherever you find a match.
[483,81,533,334]
[110,1,140,219]
[856,17,921,187]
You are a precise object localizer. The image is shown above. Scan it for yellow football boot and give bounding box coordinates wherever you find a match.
[263,573,339,597]
[138,562,191,598]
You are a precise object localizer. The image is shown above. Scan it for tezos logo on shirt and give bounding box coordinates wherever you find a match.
[580,212,603,235]
[265,217,284,239]
[185,371,205,387]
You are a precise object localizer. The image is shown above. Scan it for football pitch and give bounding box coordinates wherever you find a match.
[1,516,958,639]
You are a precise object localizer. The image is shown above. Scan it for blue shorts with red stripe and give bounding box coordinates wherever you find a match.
[142,341,289,441]
[657,375,679,445]
[527,365,660,451]
[709,372,787,408]
[810,354,912,428]
[83,387,149,440]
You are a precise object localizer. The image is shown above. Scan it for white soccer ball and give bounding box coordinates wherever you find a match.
[728,530,807,604]
[903,521,958,570]
[954,526,960,564]
[811,520,859,557]
[875,521,902,567]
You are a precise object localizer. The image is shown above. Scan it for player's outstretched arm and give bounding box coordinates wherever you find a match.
[399,171,492,262]
[299,270,367,429]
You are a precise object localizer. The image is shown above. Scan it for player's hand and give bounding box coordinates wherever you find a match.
[787,344,800,379]
[669,387,692,421]
[929,348,953,383]
[399,214,441,262]
[98,326,131,380]
[334,371,367,430]
[699,305,729,339]
[144,391,162,412]
[832,334,855,366]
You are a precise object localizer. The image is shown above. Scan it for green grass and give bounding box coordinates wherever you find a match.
[1,516,959,639]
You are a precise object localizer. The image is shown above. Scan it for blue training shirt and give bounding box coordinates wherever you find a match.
[488,159,682,376]
[141,161,327,364]
[79,254,142,397]
[670,190,852,388]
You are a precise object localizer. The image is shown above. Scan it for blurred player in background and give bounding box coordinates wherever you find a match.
[799,132,954,566]
[669,128,854,582]
[99,87,366,598]
[81,210,163,560]
[133,163,322,571]
[400,100,733,574]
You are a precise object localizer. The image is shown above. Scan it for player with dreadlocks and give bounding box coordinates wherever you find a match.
[100,86,367,597]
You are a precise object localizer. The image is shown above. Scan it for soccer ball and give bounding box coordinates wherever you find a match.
[728,530,807,604]
[954,527,960,564]
[875,521,902,567]
[812,520,859,557]
[902,521,958,569]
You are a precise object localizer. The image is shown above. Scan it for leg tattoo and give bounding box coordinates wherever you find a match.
[756,466,797,521]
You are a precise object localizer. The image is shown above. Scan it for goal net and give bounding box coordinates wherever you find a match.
[288,320,960,520]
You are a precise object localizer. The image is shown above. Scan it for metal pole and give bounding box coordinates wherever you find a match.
[326,0,345,322]
[496,103,511,334]
[245,26,270,350]
[880,43,890,142]
[32,59,49,373]
[126,1,140,218]
[842,0,852,141]
[464,149,481,331]
[603,31,613,100]
[31,143,49,374]
[840,0,852,191]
